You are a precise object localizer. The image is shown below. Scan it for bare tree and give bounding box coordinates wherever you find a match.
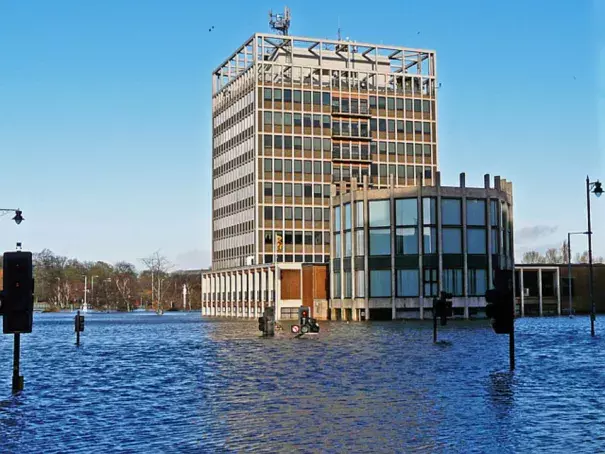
[522,251,544,264]
[544,248,563,264]
[114,262,137,312]
[140,251,173,314]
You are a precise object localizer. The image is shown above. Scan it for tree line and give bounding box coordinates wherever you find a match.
[16,249,201,312]
[522,241,604,265]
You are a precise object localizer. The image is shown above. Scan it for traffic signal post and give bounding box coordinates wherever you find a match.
[75,310,85,346]
[485,270,515,370]
[432,292,453,343]
[290,306,320,337]
[0,251,34,393]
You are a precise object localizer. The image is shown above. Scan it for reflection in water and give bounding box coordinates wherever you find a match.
[0,314,604,452]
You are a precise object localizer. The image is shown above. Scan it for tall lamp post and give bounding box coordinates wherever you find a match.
[82,275,88,313]
[586,176,602,336]
[567,231,588,318]
[91,275,99,311]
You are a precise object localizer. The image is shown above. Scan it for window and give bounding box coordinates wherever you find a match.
[274,183,283,197]
[274,89,282,101]
[396,270,419,297]
[344,232,352,257]
[284,183,292,197]
[467,200,486,226]
[313,92,321,105]
[304,161,312,174]
[355,201,364,228]
[295,207,303,220]
[396,228,418,255]
[370,270,391,297]
[344,203,351,230]
[263,111,272,126]
[369,200,390,227]
[396,199,418,226]
[334,206,341,231]
[441,199,461,225]
[468,269,487,296]
[294,184,302,197]
[370,228,390,255]
[303,91,311,105]
[491,229,499,254]
[294,114,302,127]
[274,112,282,126]
[284,160,292,173]
[274,207,283,220]
[424,268,438,297]
[314,185,322,198]
[293,90,302,103]
[304,184,312,198]
[355,230,364,255]
[264,183,272,196]
[294,160,302,173]
[264,159,272,172]
[378,97,386,109]
[314,207,322,222]
[443,269,463,296]
[322,92,331,105]
[443,228,462,254]
[423,227,437,254]
[284,89,292,102]
[274,159,283,172]
[265,232,273,244]
[264,206,273,220]
[344,271,352,298]
[356,270,365,298]
[467,228,486,254]
[423,198,436,225]
[304,207,313,222]
[285,207,292,220]
[264,88,272,100]
[334,233,341,258]
[490,200,499,227]
[333,272,341,298]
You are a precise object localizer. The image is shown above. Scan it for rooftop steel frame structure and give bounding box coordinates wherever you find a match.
[213,33,436,95]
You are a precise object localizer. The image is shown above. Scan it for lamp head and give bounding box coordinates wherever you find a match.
[593,181,603,198]
[12,209,23,225]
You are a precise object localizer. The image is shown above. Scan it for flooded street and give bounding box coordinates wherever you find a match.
[1,313,604,453]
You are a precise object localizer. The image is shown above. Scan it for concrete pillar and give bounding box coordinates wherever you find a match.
[363,175,370,321]
[555,268,561,316]
[390,174,396,320]
[246,271,252,318]
[538,268,543,316]
[229,273,235,318]
[268,267,276,320]
[418,176,424,320]
[519,268,525,317]
[461,172,468,318]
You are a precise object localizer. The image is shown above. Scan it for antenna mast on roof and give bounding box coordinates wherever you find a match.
[269,6,291,35]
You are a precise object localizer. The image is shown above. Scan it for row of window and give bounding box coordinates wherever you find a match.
[335,198,505,231]
[365,165,433,181]
[213,244,254,261]
[263,158,332,175]
[264,206,330,222]
[213,103,253,136]
[262,112,332,129]
[264,254,329,264]
[214,173,253,199]
[370,119,432,136]
[261,89,433,114]
[264,231,330,246]
[334,227,496,257]
[214,219,254,241]
[214,149,253,179]
[370,142,435,156]
[333,269,488,298]
[263,182,331,199]
[263,135,332,152]
[214,126,253,158]
[213,195,254,221]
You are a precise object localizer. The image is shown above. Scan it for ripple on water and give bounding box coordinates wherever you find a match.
[1,314,605,452]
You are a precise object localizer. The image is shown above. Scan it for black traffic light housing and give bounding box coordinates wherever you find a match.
[485,269,514,335]
[433,292,453,326]
[2,251,34,334]
[75,314,85,332]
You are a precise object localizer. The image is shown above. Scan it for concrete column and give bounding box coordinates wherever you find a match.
[229,273,235,318]
[390,174,396,320]
[538,269,543,316]
[351,178,357,301]
[246,271,252,318]
[363,175,370,321]
[275,266,281,321]
[555,267,561,315]
[210,275,214,316]
[418,177,424,320]
[485,175,493,291]
[268,267,276,320]
[461,173,469,320]
[519,268,525,317]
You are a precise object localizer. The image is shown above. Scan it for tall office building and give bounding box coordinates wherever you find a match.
[212,32,437,270]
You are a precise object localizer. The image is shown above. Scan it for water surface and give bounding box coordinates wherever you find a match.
[0,313,603,453]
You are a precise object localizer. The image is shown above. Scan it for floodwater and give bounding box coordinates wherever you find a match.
[1,313,604,453]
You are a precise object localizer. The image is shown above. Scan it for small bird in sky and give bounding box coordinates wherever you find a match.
[209,26,215,32]
[417,31,420,35]
[573,76,577,80]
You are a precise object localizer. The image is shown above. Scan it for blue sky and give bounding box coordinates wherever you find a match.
[0,0,602,269]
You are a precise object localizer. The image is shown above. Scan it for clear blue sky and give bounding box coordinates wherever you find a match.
[0,0,603,269]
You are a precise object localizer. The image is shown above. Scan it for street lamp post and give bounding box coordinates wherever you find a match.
[91,275,99,310]
[567,231,588,318]
[586,176,602,337]
[82,275,88,313]
[0,208,24,225]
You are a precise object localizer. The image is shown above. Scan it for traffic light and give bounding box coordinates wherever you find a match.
[485,288,513,334]
[298,306,310,327]
[2,251,34,334]
[75,315,85,332]
[433,292,453,326]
